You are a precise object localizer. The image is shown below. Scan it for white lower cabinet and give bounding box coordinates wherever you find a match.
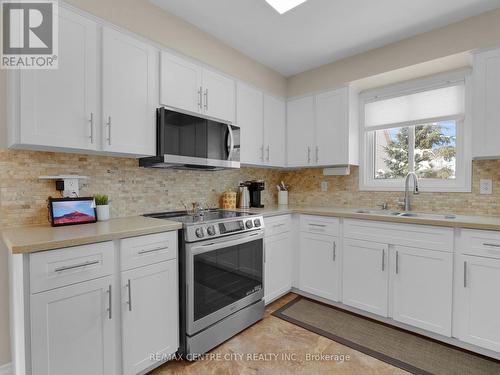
[342,238,388,316]
[299,232,340,301]
[30,276,117,375]
[121,260,179,375]
[264,232,292,303]
[456,254,500,352]
[390,246,453,336]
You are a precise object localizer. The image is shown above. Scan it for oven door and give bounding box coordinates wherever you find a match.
[185,230,264,335]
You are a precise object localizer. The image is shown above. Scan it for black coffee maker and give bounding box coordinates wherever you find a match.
[247,180,265,208]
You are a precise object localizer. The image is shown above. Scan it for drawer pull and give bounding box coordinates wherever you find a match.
[483,243,500,248]
[107,284,112,320]
[127,279,132,311]
[332,241,336,261]
[396,251,399,274]
[309,224,327,228]
[464,261,467,288]
[138,246,166,255]
[54,260,100,272]
[273,223,286,228]
[381,250,385,271]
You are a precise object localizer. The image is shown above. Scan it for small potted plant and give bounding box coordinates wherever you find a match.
[94,194,110,221]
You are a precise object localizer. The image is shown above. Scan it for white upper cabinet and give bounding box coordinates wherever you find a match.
[202,68,236,123]
[473,47,500,159]
[13,8,98,151]
[287,86,358,168]
[160,51,202,114]
[315,87,358,166]
[102,27,158,156]
[287,96,315,167]
[159,51,235,123]
[263,95,286,167]
[237,82,264,165]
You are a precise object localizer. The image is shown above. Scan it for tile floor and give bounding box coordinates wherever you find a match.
[150,293,408,374]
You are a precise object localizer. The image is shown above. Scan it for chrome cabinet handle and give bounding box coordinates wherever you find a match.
[395,251,399,274]
[263,248,266,263]
[54,260,100,273]
[381,249,385,271]
[483,242,500,248]
[316,146,319,163]
[332,241,336,261]
[464,261,467,288]
[307,147,311,164]
[106,116,112,145]
[89,113,94,143]
[107,285,112,319]
[198,87,202,110]
[127,279,132,311]
[273,223,286,228]
[309,223,326,228]
[138,246,165,255]
[204,89,208,110]
[266,146,270,162]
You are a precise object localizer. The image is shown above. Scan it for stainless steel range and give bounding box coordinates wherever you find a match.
[144,209,265,357]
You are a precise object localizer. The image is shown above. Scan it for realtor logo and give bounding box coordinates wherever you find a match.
[1,0,58,69]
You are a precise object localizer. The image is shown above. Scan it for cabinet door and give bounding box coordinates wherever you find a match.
[160,51,202,114]
[456,255,500,352]
[299,233,339,301]
[315,88,348,165]
[263,95,286,167]
[237,83,264,165]
[202,68,235,123]
[30,277,116,375]
[473,48,500,158]
[287,96,315,167]
[391,246,452,336]
[343,238,388,316]
[264,232,292,304]
[102,27,157,156]
[19,7,98,150]
[121,261,179,375]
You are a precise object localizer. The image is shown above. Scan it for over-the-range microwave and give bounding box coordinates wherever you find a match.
[139,108,240,170]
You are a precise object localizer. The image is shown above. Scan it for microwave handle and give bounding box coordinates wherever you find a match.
[227,124,235,161]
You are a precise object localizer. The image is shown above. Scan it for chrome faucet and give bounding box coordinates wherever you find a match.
[402,172,419,211]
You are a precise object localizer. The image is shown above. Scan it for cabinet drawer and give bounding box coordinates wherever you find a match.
[344,219,453,252]
[30,241,114,294]
[120,231,177,271]
[457,229,500,259]
[300,215,339,236]
[265,215,291,238]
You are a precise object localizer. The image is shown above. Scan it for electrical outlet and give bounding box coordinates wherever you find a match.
[320,181,328,192]
[480,179,493,195]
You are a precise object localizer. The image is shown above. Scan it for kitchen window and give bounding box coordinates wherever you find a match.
[360,72,471,192]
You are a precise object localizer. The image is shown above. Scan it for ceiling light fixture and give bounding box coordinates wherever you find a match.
[265,0,308,14]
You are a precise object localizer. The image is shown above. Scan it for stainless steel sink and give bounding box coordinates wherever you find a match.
[354,209,401,216]
[397,212,456,220]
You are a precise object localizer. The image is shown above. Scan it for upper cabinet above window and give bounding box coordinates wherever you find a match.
[160,51,235,124]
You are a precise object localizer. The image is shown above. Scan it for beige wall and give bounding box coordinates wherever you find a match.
[287,7,500,97]
[65,0,287,97]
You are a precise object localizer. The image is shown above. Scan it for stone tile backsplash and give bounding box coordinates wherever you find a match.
[1,149,500,227]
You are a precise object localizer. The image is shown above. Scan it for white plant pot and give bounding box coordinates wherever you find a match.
[96,205,110,221]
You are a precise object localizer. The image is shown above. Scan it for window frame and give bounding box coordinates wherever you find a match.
[359,71,472,193]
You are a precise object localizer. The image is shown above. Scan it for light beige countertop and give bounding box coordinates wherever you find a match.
[239,205,500,231]
[2,216,182,254]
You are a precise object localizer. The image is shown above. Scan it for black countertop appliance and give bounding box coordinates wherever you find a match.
[247,180,265,208]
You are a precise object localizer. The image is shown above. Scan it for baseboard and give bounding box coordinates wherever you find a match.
[0,363,12,375]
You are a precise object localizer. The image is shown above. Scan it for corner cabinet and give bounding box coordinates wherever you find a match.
[286,86,358,168]
[472,47,500,159]
[160,51,235,124]
[102,27,158,156]
[9,7,99,152]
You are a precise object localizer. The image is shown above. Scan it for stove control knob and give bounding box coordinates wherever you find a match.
[245,220,254,229]
[195,227,204,238]
[254,219,261,227]
[207,225,216,236]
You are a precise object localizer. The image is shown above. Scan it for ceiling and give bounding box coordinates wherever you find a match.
[150,0,500,76]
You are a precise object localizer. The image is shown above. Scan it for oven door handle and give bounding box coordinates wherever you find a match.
[190,232,263,256]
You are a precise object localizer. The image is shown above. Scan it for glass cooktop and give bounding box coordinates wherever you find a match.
[144,209,256,225]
